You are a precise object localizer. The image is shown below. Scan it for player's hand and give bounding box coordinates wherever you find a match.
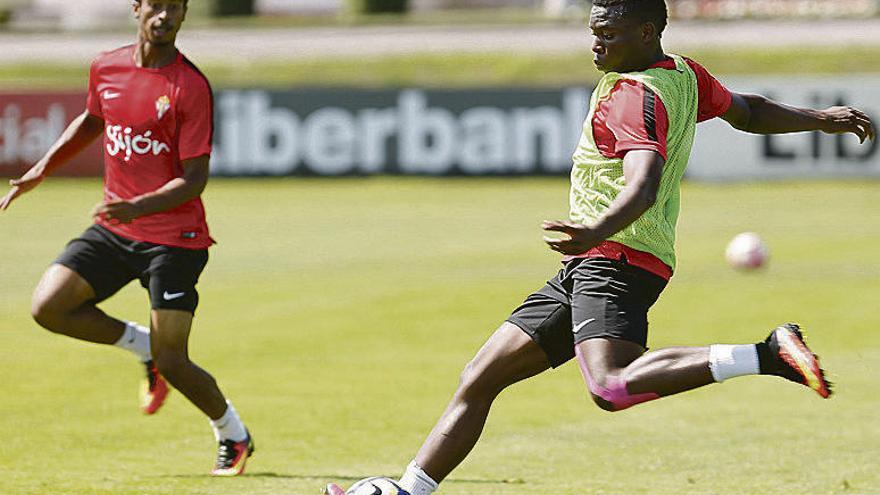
[0,169,45,211]
[542,220,603,255]
[820,106,876,143]
[91,199,143,224]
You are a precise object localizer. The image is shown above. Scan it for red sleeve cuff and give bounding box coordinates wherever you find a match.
[717,89,733,116]
[615,141,668,161]
[179,151,212,163]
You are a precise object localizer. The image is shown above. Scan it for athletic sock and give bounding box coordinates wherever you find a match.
[754,341,777,374]
[114,321,152,362]
[399,460,439,495]
[210,401,248,442]
[708,344,761,382]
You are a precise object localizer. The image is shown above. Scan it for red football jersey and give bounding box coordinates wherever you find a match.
[592,56,732,161]
[86,44,214,249]
[568,57,733,279]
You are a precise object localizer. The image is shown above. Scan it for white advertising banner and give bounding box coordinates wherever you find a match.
[3,78,878,179]
[689,76,879,181]
[211,88,591,176]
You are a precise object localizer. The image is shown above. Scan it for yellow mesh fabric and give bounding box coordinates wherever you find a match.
[569,54,698,270]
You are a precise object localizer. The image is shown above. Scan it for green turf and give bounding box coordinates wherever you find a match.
[1,178,878,495]
[1,45,878,90]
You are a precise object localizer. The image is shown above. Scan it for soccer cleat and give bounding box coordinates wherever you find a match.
[211,430,255,476]
[140,360,169,415]
[323,483,346,495]
[764,323,832,398]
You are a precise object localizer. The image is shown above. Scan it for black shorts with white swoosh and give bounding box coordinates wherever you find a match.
[506,257,667,368]
[55,224,208,313]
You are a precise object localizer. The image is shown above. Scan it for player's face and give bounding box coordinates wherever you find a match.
[134,0,187,46]
[589,5,648,73]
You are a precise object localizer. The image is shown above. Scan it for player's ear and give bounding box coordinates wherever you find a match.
[641,21,657,43]
[132,0,141,19]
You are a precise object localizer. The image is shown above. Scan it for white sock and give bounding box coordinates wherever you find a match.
[210,401,247,442]
[114,321,151,362]
[708,344,761,382]
[399,460,439,495]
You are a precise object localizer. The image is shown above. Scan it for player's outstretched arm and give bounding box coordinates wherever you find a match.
[92,155,210,224]
[544,150,664,254]
[721,92,876,143]
[0,110,104,212]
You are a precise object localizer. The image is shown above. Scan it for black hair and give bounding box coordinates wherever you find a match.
[134,0,189,5]
[592,0,668,36]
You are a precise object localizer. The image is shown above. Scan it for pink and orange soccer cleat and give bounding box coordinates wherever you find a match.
[765,323,832,398]
[323,483,346,495]
[140,360,169,415]
[211,430,255,476]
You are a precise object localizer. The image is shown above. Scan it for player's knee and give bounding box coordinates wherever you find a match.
[588,392,619,412]
[30,296,63,332]
[30,302,51,328]
[154,352,189,382]
[457,360,503,401]
[584,370,659,412]
[584,370,619,412]
[457,361,488,397]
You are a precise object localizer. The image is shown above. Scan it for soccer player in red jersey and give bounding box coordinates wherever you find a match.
[1,0,253,476]
[326,1,875,494]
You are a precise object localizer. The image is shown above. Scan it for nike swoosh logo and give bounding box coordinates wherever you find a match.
[102,91,121,100]
[163,291,186,301]
[573,318,596,334]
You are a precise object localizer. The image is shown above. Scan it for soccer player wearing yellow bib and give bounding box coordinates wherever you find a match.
[326,1,876,494]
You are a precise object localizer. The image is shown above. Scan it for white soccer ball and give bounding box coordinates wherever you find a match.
[346,477,409,495]
[725,232,768,270]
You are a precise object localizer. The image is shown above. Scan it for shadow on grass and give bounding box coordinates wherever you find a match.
[157,471,526,484]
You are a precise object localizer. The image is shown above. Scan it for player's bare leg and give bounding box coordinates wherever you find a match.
[576,338,713,411]
[31,264,125,343]
[149,309,227,417]
[405,322,550,490]
[576,325,831,413]
[150,309,254,476]
[31,263,169,413]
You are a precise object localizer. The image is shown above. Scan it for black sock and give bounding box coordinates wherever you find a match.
[755,341,775,374]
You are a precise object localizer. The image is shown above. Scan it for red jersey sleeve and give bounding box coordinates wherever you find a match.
[684,58,732,122]
[85,58,103,118]
[177,74,213,162]
[601,79,670,160]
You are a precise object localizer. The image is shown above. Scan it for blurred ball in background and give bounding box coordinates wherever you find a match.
[725,232,768,271]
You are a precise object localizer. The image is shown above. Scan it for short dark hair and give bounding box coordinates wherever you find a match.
[134,0,189,5]
[592,0,668,36]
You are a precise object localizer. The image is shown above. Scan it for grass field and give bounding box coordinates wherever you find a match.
[1,46,879,90]
[1,178,879,495]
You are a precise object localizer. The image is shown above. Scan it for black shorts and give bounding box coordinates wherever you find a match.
[54,224,209,314]
[506,257,668,368]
